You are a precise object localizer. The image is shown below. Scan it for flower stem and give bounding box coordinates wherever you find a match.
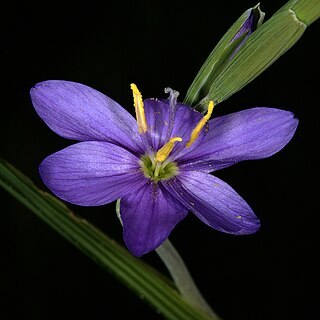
[155,239,221,320]
[281,0,320,26]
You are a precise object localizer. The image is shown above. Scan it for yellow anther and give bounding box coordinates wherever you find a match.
[155,137,182,163]
[131,83,148,134]
[186,101,214,148]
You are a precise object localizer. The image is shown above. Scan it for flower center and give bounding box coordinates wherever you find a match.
[131,83,215,181]
[139,154,179,182]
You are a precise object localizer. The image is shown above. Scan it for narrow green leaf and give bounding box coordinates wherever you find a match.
[0,158,213,320]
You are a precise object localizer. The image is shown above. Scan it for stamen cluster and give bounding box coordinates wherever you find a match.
[139,154,179,182]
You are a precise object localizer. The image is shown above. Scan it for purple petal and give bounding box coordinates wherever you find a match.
[229,6,264,61]
[30,80,144,154]
[170,102,207,157]
[231,9,255,42]
[120,183,188,256]
[39,141,147,206]
[228,11,254,61]
[163,171,260,235]
[178,107,298,172]
[143,99,171,151]
[144,98,205,156]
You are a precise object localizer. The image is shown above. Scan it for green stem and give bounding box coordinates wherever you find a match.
[156,240,221,320]
[280,0,320,25]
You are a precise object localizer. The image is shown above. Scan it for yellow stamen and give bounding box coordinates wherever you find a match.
[186,101,214,148]
[155,137,183,163]
[131,83,148,133]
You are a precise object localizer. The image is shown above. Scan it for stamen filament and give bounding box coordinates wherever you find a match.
[155,137,182,163]
[186,101,214,148]
[131,83,148,133]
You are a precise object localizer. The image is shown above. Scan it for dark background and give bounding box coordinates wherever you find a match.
[1,1,319,319]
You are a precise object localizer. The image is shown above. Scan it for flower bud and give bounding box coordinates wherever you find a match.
[184,4,264,110]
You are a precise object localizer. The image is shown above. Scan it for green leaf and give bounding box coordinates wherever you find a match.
[185,0,320,111]
[0,157,213,320]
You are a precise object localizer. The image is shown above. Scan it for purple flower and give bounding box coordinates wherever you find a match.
[30,80,298,256]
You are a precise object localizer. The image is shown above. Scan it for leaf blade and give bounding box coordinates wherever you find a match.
[0,158,213,320]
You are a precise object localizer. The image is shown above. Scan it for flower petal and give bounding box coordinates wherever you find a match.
[30,80,144,153]
[170,102,207,157]
[163,171,260,235]
[143,99,171,151]
[120,183,188,256]
[178,107,298,172]
[144,99,204,155]
[39,141,147,206]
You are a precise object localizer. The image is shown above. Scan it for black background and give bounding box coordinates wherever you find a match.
[1,1,319,319]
